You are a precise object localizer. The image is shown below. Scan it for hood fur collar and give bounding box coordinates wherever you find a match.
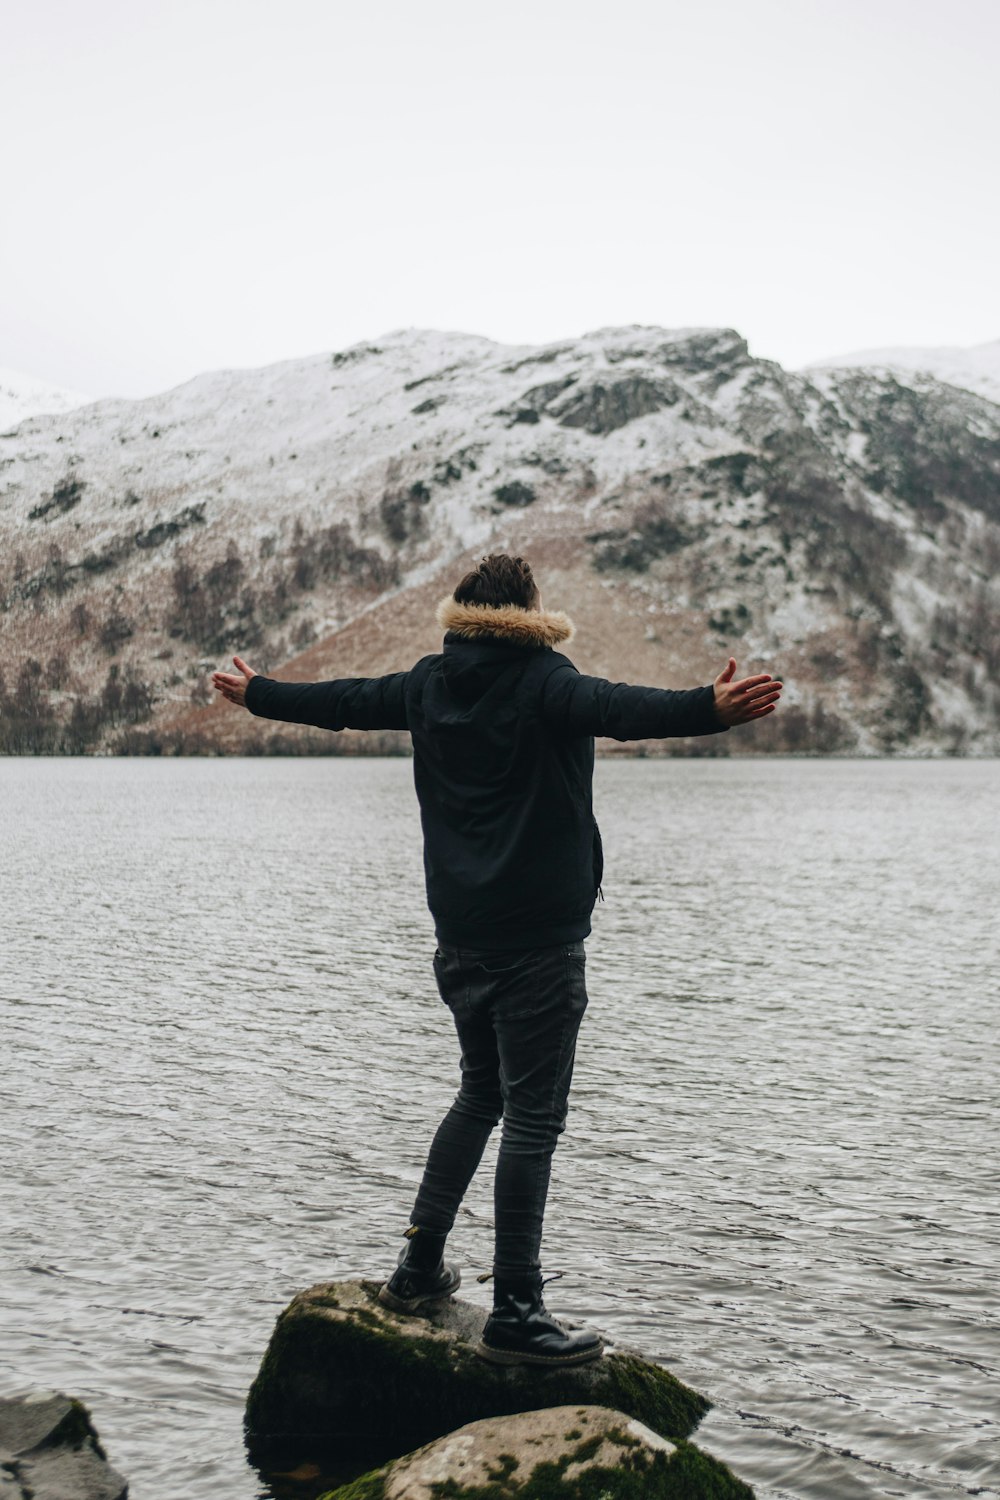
[436,595,575,649]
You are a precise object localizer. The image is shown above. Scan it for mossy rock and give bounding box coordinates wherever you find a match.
[317,1404,754,1499]
[246,1280,709,1477]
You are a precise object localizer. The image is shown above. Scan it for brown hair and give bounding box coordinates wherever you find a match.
[453,554,539,610]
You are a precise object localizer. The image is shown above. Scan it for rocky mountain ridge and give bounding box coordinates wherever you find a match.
[1,324,998,755]
[806,338,1000,405]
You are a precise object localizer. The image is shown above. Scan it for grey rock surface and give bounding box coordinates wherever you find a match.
[0,1391,127,1500]
[384,1405,676,1497]
[246,1278,710,1471]
[320,1403,756,1498]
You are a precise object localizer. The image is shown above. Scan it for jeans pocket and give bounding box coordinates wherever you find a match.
[485,944,569,1021]
[563,942,589,1015]
[433,946,468,1008]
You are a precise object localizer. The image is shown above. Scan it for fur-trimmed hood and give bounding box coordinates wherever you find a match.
[436,595,575,649]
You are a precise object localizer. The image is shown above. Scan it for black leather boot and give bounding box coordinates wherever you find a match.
[377,1226,461,1313]
[477,1271,604,1366]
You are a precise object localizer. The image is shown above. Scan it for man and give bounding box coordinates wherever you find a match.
[212,553,782,1367]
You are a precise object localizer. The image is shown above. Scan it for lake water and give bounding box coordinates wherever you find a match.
[2,756,998,1500]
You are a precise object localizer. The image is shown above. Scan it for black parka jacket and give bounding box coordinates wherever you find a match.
[245,597,726,949]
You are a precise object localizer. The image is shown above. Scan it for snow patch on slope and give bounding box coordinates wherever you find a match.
[802,339,1000,405]
[0,368,91,430]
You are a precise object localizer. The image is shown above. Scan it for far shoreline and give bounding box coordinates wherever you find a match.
[2,751,999,763]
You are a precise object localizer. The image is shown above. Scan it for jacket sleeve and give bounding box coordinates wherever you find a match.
[244,671,410,731]
[540,661,726,741]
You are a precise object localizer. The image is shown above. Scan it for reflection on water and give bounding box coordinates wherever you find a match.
[2,756,998,1500]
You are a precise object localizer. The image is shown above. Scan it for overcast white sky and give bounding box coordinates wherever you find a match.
[2,0,997,398]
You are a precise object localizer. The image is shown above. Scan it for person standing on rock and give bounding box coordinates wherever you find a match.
[212,553,782,1366]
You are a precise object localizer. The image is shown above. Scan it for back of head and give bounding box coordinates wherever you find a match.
[453,554,539,611]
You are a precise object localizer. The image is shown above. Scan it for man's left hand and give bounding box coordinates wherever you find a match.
[713,658,783,726]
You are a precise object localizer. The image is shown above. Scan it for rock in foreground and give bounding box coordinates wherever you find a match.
[0,1391,127,1500]
[246,1279,710,1472]
[319,1403,755,1499]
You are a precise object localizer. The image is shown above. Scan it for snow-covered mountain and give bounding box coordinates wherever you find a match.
[804,339,1000,405]
[0,368,90,430]
[2,325,998,756]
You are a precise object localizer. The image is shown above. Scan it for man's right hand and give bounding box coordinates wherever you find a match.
[212,655,258,709]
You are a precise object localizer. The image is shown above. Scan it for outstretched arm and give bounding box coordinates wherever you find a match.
[211,655,410,731]
[540,657,782,740]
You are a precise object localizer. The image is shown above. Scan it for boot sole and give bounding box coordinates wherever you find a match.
[474,1337,604,1367]
[377,1270,461,1314]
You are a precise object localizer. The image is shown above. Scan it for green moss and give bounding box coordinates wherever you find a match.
[568,1435,603,1463]
[595,1352,710,1437]
[415,1437,754,1498]
[487,1454,519,1481]
[317,1467,388,1500]
[604,1425,641,1449]
[661,1440,757,1498]
[425,1449,640,1497]
[350,1306,383,1328]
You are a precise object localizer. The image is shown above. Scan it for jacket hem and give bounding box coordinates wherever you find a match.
[433,913,593,951]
